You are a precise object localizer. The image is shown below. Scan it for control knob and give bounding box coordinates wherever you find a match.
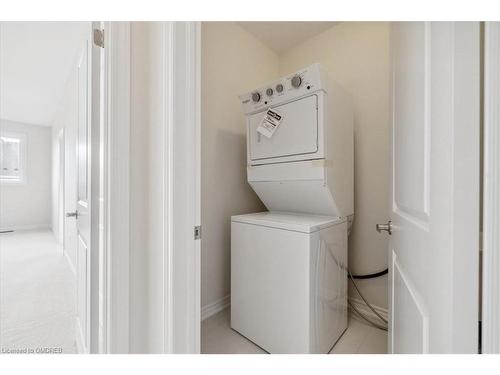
[251,92,261,103]
[291,75,302,88]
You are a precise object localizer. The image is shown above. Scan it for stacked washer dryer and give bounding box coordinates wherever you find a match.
[231,63,353,354]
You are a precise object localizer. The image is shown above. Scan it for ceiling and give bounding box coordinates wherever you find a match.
[0,22,88,126]
[237,22,339,54]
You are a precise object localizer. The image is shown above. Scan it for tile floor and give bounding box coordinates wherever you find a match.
[201,308,387,354]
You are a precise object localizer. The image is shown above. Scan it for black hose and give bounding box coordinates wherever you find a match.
[349,268,388,280]
[347,269,388,325]
[348,300,388,331]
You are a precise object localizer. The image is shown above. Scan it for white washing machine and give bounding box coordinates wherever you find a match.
[231,63,353,353]
[231,212,348,354]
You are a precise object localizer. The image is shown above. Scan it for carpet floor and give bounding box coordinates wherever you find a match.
[0,230,76,354]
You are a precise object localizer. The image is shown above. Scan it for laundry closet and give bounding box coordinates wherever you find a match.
[200,22,391,353]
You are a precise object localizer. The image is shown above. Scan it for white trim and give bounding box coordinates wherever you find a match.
[450,22,481,354]
[193,20,202,355]
[163,21,201,354]
[163,21,174,354]
[102,21,131,354]
[482,21,500,354]
[201,295,231,321]
[90,20,105,355]
[349,297,389,326]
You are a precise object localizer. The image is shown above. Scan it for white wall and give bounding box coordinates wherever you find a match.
[0,120,52,231]
[201,22,279,309]
[51,127,64,244]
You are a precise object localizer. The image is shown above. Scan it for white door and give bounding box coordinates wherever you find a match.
[74,36,92,353]
[71,23,104,353]
[387,22,480,353]
[64,80,78,280]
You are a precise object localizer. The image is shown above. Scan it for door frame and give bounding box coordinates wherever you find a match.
[98,21,131,354]
[95,20,500,355]
[162,21,202,354]
[95,21,200,354]
[482,21,500,354]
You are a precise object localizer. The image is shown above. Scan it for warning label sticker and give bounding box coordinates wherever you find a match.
[256,109,283,138]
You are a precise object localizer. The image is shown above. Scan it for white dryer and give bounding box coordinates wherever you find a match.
[231,64,353,353]
[240,63,354,218]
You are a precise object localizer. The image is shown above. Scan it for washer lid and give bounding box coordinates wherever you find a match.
[231,211,346,233]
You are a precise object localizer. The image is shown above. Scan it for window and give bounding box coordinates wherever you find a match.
[0,132,26,183]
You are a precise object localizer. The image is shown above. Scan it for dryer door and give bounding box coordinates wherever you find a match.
[248,94,318,163]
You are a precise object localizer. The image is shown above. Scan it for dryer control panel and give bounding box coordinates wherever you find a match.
[239,63,327,115]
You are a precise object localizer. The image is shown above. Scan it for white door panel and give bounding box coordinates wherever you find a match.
[392,254,429,353]
[76,234,89,349]
[75,31,92,354]
[393,22,430,221]
[64,66,79,275]
[389,22,479,354]
[62,22,102,354]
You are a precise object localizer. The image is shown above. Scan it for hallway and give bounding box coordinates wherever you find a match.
[0,230,76,353]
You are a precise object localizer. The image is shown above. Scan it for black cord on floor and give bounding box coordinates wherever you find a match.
[350,268,388,279]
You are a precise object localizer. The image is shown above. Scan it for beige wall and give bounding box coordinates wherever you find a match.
[202,22,391,311]
[279,22,391,309]
[201,22,279,308]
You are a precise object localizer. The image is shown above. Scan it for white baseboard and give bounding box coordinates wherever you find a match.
[349,297,388,325]
[0,224,50,232]
[201,295,230,321]
[200,295,387,325]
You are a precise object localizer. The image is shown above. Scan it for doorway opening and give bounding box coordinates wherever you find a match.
[0,21,99,354]
[199,21,390,354]
[196,21,481,355]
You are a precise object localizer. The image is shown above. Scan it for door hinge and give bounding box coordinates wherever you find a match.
[194,225,202,240]
[93,28,104,48]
